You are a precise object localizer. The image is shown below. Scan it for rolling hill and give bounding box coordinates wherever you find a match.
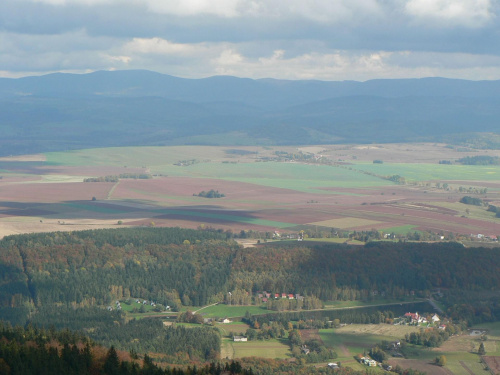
[1,70,500,155]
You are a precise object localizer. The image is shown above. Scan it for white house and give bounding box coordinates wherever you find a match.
[233,336,247,342]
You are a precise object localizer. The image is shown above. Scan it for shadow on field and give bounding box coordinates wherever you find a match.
[0,199,261,225]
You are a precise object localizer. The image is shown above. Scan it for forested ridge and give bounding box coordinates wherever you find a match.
[2,71,500,155]
[1,228,500,324]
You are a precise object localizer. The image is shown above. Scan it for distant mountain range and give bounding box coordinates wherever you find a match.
[1,70,500,155]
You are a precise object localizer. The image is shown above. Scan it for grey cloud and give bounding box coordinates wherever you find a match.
[1,0,500,79]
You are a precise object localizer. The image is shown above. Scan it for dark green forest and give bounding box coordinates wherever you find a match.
[1,228,500,325]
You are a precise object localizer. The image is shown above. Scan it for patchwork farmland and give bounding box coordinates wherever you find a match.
[0,143,499,239]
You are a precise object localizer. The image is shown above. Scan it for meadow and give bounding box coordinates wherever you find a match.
[221,337,291,360]
[196,304,269,319]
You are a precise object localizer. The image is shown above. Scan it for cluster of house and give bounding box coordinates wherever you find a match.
[403,312,440,325]
[472,234,498,241]
[256,291,304,303]
[107,300,122,311]
[233,336,248,342]
[203,317,233,325]
[134,299,171,310]
[358,357,378,367]
[107,298,171,313]
[357,357,392,371]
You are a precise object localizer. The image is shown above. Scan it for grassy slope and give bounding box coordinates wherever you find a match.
[231,339,291,359]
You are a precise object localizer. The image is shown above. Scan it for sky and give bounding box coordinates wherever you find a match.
[1,0,499,81]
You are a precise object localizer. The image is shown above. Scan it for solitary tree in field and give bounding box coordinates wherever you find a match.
[435,355,447,366]
[478,342,486,355]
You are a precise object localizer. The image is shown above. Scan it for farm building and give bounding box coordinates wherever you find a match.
[233,336,247,342]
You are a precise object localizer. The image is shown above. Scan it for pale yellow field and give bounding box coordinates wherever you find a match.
[0,217,126,239]
[0,154,46,161]
[335,323,420,338]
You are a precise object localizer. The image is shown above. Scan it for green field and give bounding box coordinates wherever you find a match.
[173,162,391,193]
[217,322,250,335]
[45,146,228,167]
[354,162,500,182]
[320,325,412,355]
[323,298,423,309]
[222,338,291,359]
[45,147,393,193]
[473,321,500,337]
[471,321,500,356]
[197,304,269,318]
[431,201,499,222]
[318,325,412,372]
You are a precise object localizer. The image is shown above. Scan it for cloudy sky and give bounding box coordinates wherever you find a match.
[1,0,499,80]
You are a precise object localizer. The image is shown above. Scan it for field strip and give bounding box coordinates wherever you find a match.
[38,174,89,183]
[155,208,294,228]
[309,217,383,229]
[459,361,476,375]
[107,180,121,200]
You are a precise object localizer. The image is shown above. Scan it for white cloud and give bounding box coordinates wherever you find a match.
[238,0,375,22]
[144,0,241,17]
[123,37,208,56]
[405,0,494,27]
[29,0,242,17]
[205,46,500,81]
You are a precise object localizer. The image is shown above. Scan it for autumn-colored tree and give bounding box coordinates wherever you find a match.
[435,355,447,366]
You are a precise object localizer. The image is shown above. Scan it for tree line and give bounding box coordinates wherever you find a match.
[84,173,152,182]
